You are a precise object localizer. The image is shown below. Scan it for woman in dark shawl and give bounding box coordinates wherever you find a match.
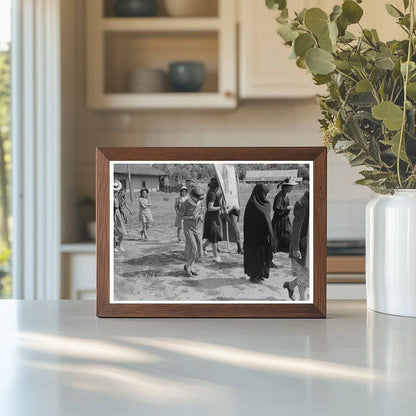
[243,183,275,283]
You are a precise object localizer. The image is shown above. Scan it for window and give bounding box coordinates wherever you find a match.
[0,0,11,298]
[142,181,146,189]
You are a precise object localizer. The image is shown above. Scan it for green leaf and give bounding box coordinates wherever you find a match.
[294,33,315,57]
[375,56,395,70]
[313,74,332,85]
[371,29,380,42]
[350,152,368,167]
[385,4,403,18]
[296,57,307,69]
[277,23,299,42]
[372,101,404,130]
[336,15,348,36]
[304,8,329,35]
[356,79,372,92]
[305,48,335,75]
[330,5,343,22]
[407,82,416,99]
[266,0,287,11]
[355,178,377,185]
[403,0,410,9]
[382,132,409,162]
[318,31,333,52]
[342,0,363,24]
[333,59,353,70]
[334,139,355,152]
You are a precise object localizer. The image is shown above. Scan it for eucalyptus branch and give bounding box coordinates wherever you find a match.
[397,0,415,187]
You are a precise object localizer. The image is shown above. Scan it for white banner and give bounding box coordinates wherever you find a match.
[214,164,240,210]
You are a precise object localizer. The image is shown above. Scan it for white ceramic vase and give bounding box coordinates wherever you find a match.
[366,190,416,317]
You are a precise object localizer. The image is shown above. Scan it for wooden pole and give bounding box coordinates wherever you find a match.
[127,164,133,203]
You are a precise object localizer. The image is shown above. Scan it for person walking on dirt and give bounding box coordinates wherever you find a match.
[114,180,127,253]
[138,188,153,241]
[174,186,188,243]
[180,187,205,277]
[202,177,224,263]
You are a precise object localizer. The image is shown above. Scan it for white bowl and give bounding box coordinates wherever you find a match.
[127,68,167,93]
[164,0,217,17]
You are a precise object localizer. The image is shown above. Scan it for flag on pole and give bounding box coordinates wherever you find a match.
[213,164,240,210]
[214,164,240,253]
[127,164,133,203]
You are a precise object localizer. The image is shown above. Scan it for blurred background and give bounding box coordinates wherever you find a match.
[1,0,404,300]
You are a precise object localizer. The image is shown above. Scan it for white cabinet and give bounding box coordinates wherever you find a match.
[238,0,403,99]
[239,0,322,99]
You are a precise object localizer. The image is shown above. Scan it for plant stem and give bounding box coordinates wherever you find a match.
[397,0,415,188]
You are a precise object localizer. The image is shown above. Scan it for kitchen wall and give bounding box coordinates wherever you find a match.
[61,0,374,243]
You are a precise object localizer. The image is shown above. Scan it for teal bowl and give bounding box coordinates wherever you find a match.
[114,0,158,17]
[169,62,205,93]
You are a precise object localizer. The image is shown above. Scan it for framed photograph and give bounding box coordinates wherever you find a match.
[96,147,327,318]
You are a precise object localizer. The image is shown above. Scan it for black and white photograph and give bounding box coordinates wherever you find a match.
[110,161,313,303]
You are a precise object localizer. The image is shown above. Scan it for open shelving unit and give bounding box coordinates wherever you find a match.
[86,0,237,109]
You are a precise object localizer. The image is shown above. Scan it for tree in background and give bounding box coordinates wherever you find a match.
[0,46,10,248]
[0,45,11,298]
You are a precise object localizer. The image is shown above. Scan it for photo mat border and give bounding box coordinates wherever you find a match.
[97,147,327,318]
[109,160,314,305]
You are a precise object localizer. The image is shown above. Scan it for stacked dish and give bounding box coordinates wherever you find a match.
[127,68,167,93]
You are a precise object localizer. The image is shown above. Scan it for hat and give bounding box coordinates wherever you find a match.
[140,188,149,196]
[282,176,298,186]
[190,186,204,200]
[114,180,122,192]
[180,185,188,192]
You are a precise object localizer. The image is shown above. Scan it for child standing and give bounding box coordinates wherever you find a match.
[174,186,188,242]
[180,186,205,277]
[114,180,127,253]
[138,188,153,240]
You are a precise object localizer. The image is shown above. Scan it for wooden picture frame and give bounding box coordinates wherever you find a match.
[97,147,327,318]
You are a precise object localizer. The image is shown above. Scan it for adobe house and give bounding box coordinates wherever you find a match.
[113,164,168,193]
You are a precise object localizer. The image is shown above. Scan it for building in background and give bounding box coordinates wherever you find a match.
[114,164,168,192]
[244,170,301,184]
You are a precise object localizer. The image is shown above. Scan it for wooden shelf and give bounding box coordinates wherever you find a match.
[86,0,237,110]
[89,92,235,110]
[101,17,221,32]
[327,256,365,274]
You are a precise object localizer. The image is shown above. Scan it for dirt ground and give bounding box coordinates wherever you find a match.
[113,183,310,302]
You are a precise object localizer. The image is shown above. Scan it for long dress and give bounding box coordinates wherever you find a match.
[174,195,188,228]
[272,190,292,253]
[203,189,223,243]
[243,184,274,280]
[138,196,153,224]
[289,193,309,289]
[222,207,241,244]
[114,195,126,237]
[180,198,204,262]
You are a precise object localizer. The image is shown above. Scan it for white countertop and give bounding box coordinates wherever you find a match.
[0,300,414,415]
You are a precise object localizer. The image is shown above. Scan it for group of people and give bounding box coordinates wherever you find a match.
[244,180,309,301]
[113,175,309,301]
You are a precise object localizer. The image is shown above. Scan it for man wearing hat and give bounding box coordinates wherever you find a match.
[179,186,205,277]
[271,176,298,260]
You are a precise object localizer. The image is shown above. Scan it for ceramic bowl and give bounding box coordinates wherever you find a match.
[114,0,158,17]
[168,62,205,93]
